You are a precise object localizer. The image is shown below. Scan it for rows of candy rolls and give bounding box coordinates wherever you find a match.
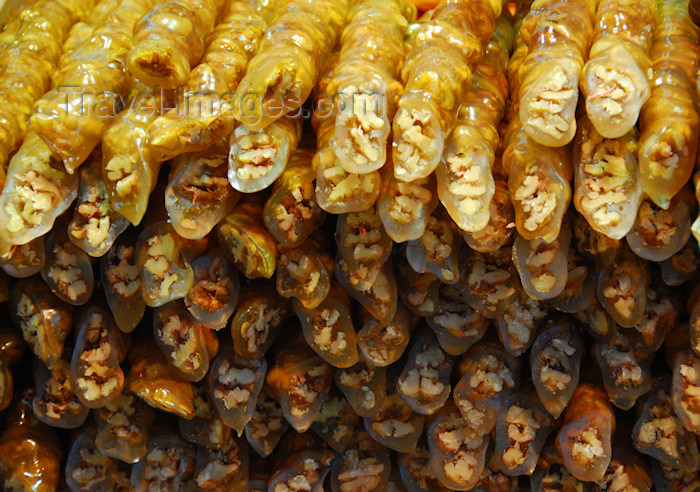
[0,0,700,491]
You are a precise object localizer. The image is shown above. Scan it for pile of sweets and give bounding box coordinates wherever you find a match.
[2,0,700,490]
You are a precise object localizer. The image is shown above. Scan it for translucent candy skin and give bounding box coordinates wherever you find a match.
[671,349,700,435]
[639,0,700,209]
[573,117,642,240]
[265,339,334,433]
[597,248,648,328]
[594,335,652,410]
[427,401,489,491]
[398,445,452,492]
[146,1,277,162]
[0,393,64,492]
[101,235,147,333]
[548,243,596,314]
[195,438,249,491]
[229,116,302,194]
[0,0,88,172]
[438,18,512,233]
[633,379,700,471]
[329,431,391,492]
[95,392,155,463]
[571,211,621,266]
[268,449,335,492]
[70,305,126,409]
[152,303,219,382]
[208,346,266,435]
[494,391,556,477]
[582,0,656,138]
[0,132,78,245]
[405,208,461,284]
[130,437,197,492]
[461,175,516,254]
[627,187,695,262]
[428,283,489,357]
[457,247,519,319]
[329,0,416,175]
[596,442,653,492]
[378,171,439,243]
[311,394,359,453]
[396,250,440,317]
[65,430,119,492]
[263,149,327,248]
[101,94,163,227]
[651,459,700,491]
[41,223,95,306]
[296,286,359,369]
[662,239,700,286]
[233,0,351,131]
[529,445,590,492]
[364,391,425,453]
[127,0,223,88]
[218,199,277,280]
[391,0,501,182]
[529,319,585,419]
[126,343,196,419]
[0,235,45,278]
[32,359,89,429]
[453,344,520,435]
[69,149,130,258]
[185,252,240,330]
[336,257,398,324]
[136,221,194,308]
[556,382,615,482]
[31,0,154,174]
[518,0,595,147]
[335,357,387,417]
[396,329,455,416]
[502,118,573,242]
[512,223,571,301]
[244,386,289,457]
[9,277,74,369]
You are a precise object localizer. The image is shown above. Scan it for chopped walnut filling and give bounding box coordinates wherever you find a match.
[637,389,682,458]
[4,149,65,233]
[502,295,546,347]
[540,464,581,492]
[71,183,112,247]
[248,395,284,439]
[420,216,455,281]
[468,354,515,399]
[372,400,414,438]
[679,358,700,427]
[104,155,137,198]
[467,253,516,307]
[274,181,315,243]
[0,242,40,270]
[188,256,233,313]
[670,245,698,274]
[406,448,440,489]
[524,67,576,140]
[282,254,321,294]
[338,256,380,292]
[337,88,386,167]
[633,288,673,347]
[273,457,324,492]
[157,311,202,372]
[587,66,634,118]
[213,358,262,409]
[436,413,483,484]
[288,363,330,417]
[405,274,435,312]
[338,366,377,411]
[635,201,679,247]
[141,446,192,487]
[234,129,279,180]
[15,293,44,353]
[312,308,346,354]
[178,162,229,206]
[38,360,82,420]
[47,241,87,301]
[658,464,700,490]
[432,293,480,336]
[70,444,111,489]
[398,344,446,400]
[596,463,636,492]
[77,313,119,402]
[446,151,489,216]
[101,394,140,440]
[241,304,282,355]
[602,273,636,319]
[387,179,432,223]
[514,173,557,232]
[337,449,384,492]
[600,340,643,386]
[523,238,560,292]
[342,210,386,264]
[322,161,377,203]
[314,396,352,443]
[538,337,575,392]
[578,132,630,228]
[570,427,605,468]
[105,245,141,299]
[394,107,438,177]
[143,233,179,299]
[196,444,242,489]
[502,405,540,468]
